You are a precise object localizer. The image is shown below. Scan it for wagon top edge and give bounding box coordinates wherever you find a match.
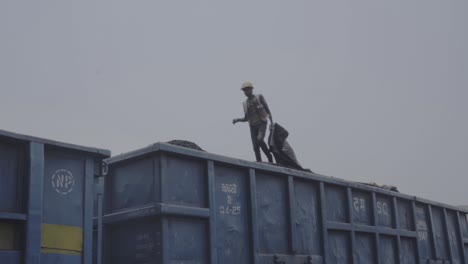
[106,142,468,215]
[0,129,111,157]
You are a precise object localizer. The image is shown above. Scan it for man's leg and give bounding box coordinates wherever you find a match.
[256,123,273,163]
[250,125,262,162]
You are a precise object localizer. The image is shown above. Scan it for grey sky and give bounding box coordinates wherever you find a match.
[1,1,467,206]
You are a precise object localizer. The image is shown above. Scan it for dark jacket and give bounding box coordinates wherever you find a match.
[268,123,303,170]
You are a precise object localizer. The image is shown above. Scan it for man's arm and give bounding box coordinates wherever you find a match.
[259,94,273,122]
[233,113,248,124]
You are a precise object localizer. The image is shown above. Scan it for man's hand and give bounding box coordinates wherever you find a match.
[232,118,239,124]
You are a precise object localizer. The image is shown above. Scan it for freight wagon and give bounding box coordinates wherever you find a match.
[98,142,468,264]
[0,130,110,264]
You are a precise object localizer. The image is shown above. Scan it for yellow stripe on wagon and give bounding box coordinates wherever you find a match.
[41,224,83,255]
[0,222,15,250]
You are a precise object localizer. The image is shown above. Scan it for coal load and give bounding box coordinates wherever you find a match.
[167,140,205,152]
[361,182,399,192]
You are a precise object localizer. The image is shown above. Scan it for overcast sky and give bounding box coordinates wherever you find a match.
[1,0,466,206]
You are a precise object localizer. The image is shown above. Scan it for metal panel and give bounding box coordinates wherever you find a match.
[107,218,161,264]
[456,212,467,264]
[167,217,208,263]
[25,142,44,264]
[0,141,23,213]
[93,177,100,217]
[41,148,100,263]
[372,192,381,263]
[0,251,21,263]
[415,204,434,260]
[411,201,422,262]
[355,232,376,264]
[376,195,394,228]
[40,254,81,264]
[352,191,372,226]
[325,185,348,223]
[84,158,94,264]
[460,213,468,239]
[380,235,397,264]
[92,229,98,264]
[466,245,468,264]
[319,182,329,263]
[0,221,16,250]
[160,154,168,208]
[400,237,417,264]
[257,254,323,264]
[398,200,414,231]
[446,210,464,264]
[208,161,217,264]
[288,176,298,254]
[428,205,440,259]
[109,156,156,213]
[255,172,289,254]
[348,189,357,264]
[214,165,251,264]
[432,207,450,260]
[94,184,104,264]
[328,230,351,264]
[0,213,26,221]
[43,150,85,227]
[293,179,321,256]
[392,197,402,263]
[249,169,259,264]
[159,154,170,264]
[165,155,207,208]
[443,208,455,262]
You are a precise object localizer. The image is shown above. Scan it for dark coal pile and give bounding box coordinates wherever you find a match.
[361,182,399,192]
[167,140,205,152]
[259,161,314,173]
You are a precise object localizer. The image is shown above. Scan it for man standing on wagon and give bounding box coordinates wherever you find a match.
[233,81,274,163]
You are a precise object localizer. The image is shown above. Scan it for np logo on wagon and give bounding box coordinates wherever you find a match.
[51,169,75,194]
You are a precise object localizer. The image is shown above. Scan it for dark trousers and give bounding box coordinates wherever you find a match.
[250,122,273,162]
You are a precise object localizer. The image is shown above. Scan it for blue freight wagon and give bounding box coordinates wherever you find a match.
[99,142,468,264]
[0,130,110,264]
